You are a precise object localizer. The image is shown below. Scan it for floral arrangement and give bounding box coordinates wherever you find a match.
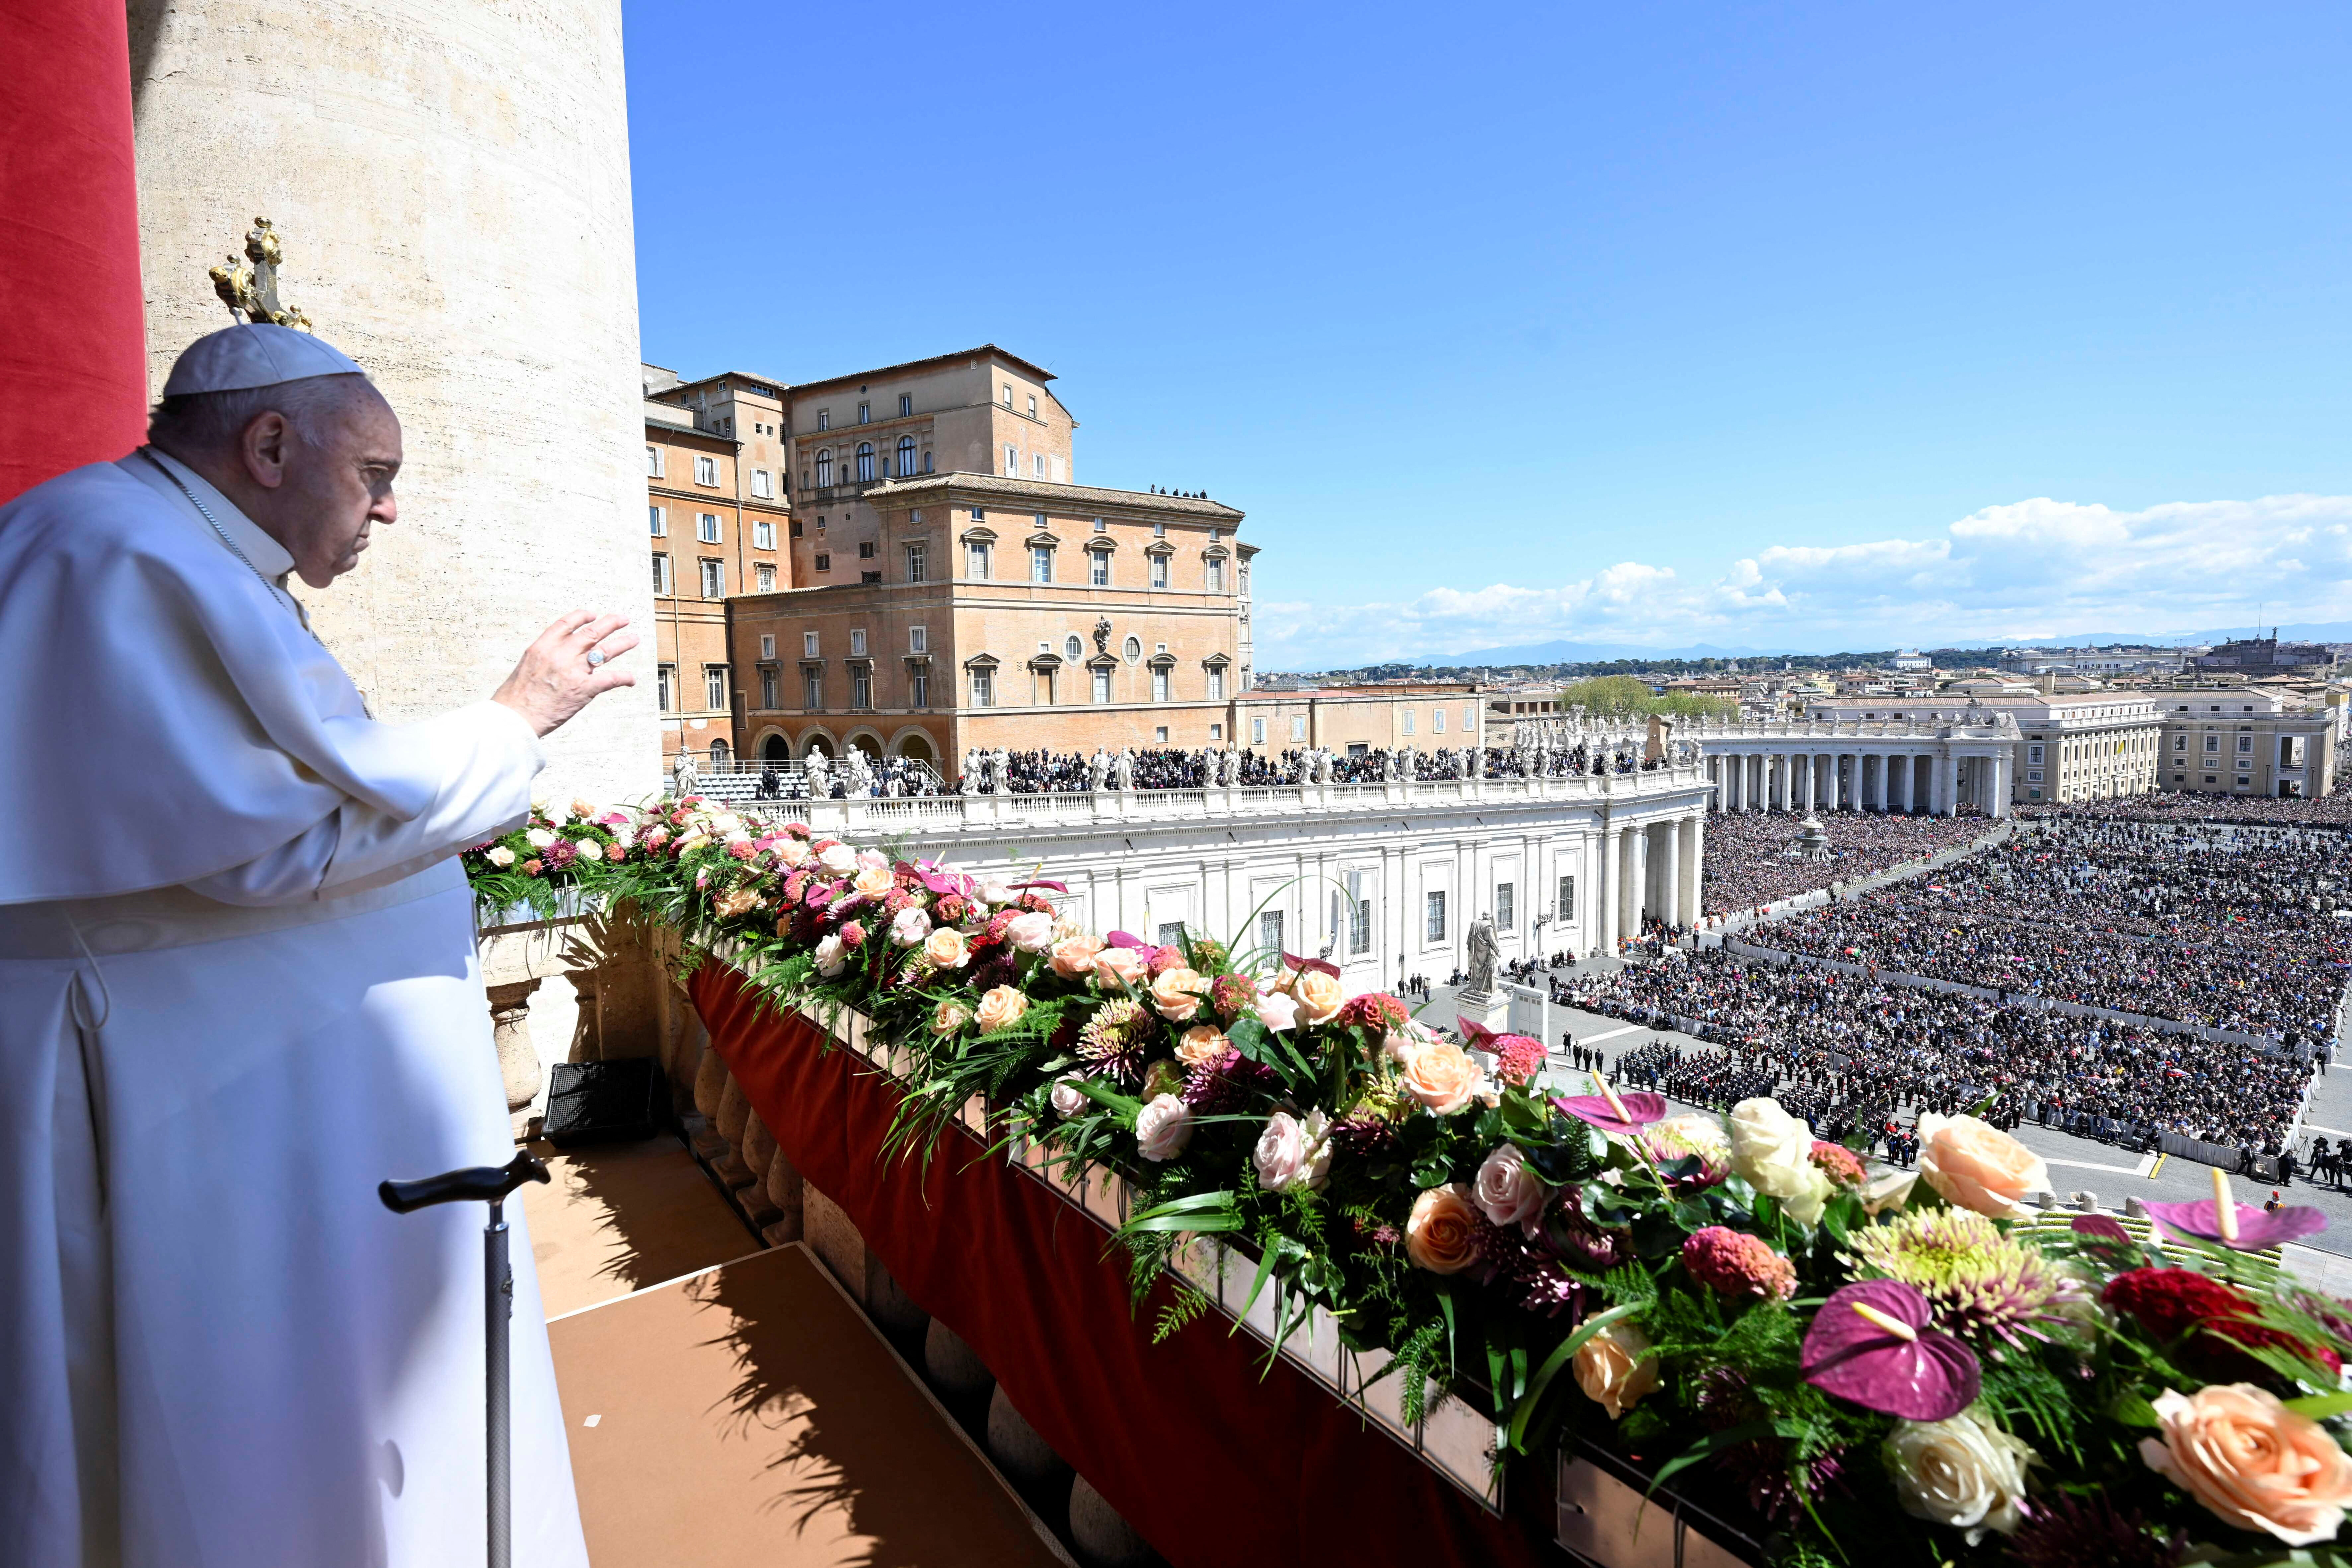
[477,796,2352,1566]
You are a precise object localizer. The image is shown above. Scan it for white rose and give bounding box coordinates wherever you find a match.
[524,827,557,849]
[1883,1410,2036,1545]
[977,879,1016,906]
[486,845,516,868]
[891,906,933,945]
[1050,1075,1090,1118]
[709,813,742,836]
[814,934,846,977]
[1473,1142,1548,1228]
[1254,1108,1333,1193]
[541,803,571,827]
[1255,987,1299,1033]
[1135,1094,1194,1162]
[575,839,605,862]
[610,825,636,850]
[817,842,859,876]
[857,847,889,871]
[1005,911,1055,953]
[1729,1097,1831,1224]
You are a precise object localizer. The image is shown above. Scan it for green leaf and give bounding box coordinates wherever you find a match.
[1645,1419,1786,1499]
[2286,1390,2352,1421]
[2109,1390,2162,1427]
[1506,1301,1644,1453]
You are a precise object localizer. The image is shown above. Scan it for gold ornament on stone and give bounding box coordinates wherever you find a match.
[207,217,313,330]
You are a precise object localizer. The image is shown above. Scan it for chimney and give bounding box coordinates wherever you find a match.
[2039,671,2056,696]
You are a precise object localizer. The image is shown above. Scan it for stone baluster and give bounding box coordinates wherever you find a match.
[486,978,544,1116]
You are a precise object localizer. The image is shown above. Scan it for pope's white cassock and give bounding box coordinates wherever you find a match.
[0,331,588,1566]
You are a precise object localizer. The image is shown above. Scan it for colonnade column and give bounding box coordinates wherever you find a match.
[1596,826,1620,956]
[1678,814,1704,926]
[1824,755,1841,810]
[1618,825,1641,939]
[1944,755,1962,817]
[1659,822,1681,929]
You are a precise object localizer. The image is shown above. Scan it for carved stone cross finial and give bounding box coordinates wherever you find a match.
[207,216,313,330]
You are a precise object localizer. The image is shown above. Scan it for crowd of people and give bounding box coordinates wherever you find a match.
[1745,818,2351,1036]
[1699,808,1995,917]
[2019,786,2352,832]
[1565,946,2322,1158]
[944,738,1685,794]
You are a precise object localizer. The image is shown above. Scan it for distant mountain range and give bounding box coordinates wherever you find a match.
[1401,622,2352,669]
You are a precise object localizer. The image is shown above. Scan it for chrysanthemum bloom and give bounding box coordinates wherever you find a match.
[2001,1493,2185,1568]
[1334,992,1410,1032]
[1328,1106,1403,1160]
[1694,1368,1846,1522]
[1178,1046,1280,1113]
[1682,1226,1796,1301]
[1493,1034,1546,1087]
[1810,1140,1866,1188]
[1076,998,1154,1083]
[2103,1267,2342,1382]
[1209,973,1255,1023]
[1637,1115,1730,1189]
[1843,1208,2082,1346]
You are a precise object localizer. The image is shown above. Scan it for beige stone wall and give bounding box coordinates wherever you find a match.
[130,0,658,803]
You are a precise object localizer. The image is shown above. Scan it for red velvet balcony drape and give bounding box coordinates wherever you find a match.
[0,0,147,504]
[693,963,1557,1568]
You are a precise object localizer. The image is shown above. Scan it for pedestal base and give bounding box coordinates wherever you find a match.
[1454,990,1511,1037]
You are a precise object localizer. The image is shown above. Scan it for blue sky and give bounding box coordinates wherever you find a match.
[625,2,2352,665]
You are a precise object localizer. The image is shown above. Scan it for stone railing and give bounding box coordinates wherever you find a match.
[1685,715,2021,741]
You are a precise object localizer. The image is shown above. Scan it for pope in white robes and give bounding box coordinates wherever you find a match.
[0,324,630,1567]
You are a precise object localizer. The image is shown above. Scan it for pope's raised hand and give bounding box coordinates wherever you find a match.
[492,611,639,737]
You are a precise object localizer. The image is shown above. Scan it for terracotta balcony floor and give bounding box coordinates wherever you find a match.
[522,1137,1066,1568]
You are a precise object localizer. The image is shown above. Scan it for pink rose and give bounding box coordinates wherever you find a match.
[1175,1024,1230,1067]
[1051,933,1105,978]
[922,927,970,970]
[1473,1142,1548,1228]
[1254,986,1299,1033]
[1400,1040,1480,1116]
[1005,911,1055,953]
[1135,1094,1194,1161]
[1050,1075,1090,1117]
[1253,1108,1332,1193]
[1148,965,1209,1022]
[1291,968,1345,1025]
[1404,1184,1482,1273]
[1917,1112,2049,1218]
[974,984,1027,1033]
[1093,946,1148,991]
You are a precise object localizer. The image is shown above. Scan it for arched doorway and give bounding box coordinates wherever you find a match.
[896,734,935,764]
[708,740,730,765]
[799,735,832,759]
[761,733,789,760]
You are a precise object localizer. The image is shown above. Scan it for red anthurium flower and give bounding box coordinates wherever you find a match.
[1802,1280,1980,1421]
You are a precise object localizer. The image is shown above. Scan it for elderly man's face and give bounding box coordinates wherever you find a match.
[237,381,403,588]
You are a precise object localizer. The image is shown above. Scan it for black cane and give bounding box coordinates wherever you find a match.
[379,1150,550,1568]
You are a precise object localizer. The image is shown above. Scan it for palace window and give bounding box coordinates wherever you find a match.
[648,505,666,536]
[645,445,663,477]
[1496,882,1514,931]
[857,402,870,425]
[1207,667,1225,700]
[699,559,724,598]
[1004,444,1018,476]
[1206,557,1224,592]
[970,668,995,707]
[898,394,912,416]
[650,553,673,595]
[1426,891,1446,943]
[851,666,872,710]
[694,455,718,486]
[802,669,822,708]
[909,667,929,706]
[1151,667,1171,702]
[1150,556,1170,589]
[1093,667,1111,703]
[1291,716,1306,741]
[1252,717,1267,745]
[760,635,776,659]
[1090,550,1110,586]
[754,563,775,592]
[905,542,928,582]
[704,664,727,709]
[850,629,867,657]
[856,443,875,482]
[1031,545,1053,583]
[1556,875,1574,921]
[752,520,774,549]
[814,450,833,487]
[750,468,773,498]
[804,632,820,657]
[896,436,916,475]
[1258,909,1284,955]
[697,513,721,543]
[656,663,675,712]
[813,553,829,572]
[759,666,778,709]
[1027,394,1037,417]
[967,541,992,579]
[1034,454,1045,479]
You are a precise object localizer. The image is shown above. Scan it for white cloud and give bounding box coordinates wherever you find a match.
[1254,494,2352,667]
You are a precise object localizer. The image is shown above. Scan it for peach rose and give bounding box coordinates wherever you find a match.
[1175,1024,1230,1067]
[1400,1039,1481,1117]
[932,999,972,1036]
[1149,965,1209,1022]
[1291,968,1345,1025]
[1916,1112,2049,1218]
[851,864,894,898]
[773,836,812,867]
[974,984,1027,1033]
[1051,933,1105,979]
[1092,946,1148,991]
[2141,1384,2352,1546]
[1405,1184,1482,1274]
[922,927,970,970]
[1573,1320,1660,1421]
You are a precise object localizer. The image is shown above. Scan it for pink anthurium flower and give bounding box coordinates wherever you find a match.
[2144,1198,2328,1251]
[1801,1280,1980,1421]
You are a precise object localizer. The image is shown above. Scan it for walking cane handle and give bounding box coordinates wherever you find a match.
[378,1150,550,1214]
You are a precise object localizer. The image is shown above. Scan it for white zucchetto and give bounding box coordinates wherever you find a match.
[161,322,364,397]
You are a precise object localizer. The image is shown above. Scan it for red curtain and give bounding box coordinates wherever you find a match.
[694,965,1558,1568]
[0,0,147,504]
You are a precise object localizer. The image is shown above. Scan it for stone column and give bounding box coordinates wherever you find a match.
[1945,755,1962,817]
[1678,814,1703,927]
[1619,826,1641,937]
[1658,821,1681,929]
[1595,826,1620,956]
[486,978,544,1114]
